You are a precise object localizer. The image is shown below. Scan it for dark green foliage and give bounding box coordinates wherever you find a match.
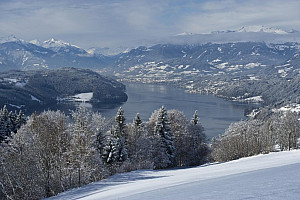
[0,106,26,142]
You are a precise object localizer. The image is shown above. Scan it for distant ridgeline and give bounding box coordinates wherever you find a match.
[0,68,128,113]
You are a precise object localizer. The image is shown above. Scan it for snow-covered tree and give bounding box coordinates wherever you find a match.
[0,123,44,199]
[112,107,128,162]
[97,129,119,168]
[167,110,189,166]
[30,110,69,197]
[0,106,26,143]
[68,107,98,187]
[127,113,152,169]
[152,106,176,169]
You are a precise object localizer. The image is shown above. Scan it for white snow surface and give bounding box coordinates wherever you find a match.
[236,25,291,34]
[244,95,264,103]
[47,150,300,200]
[72,92,93,102]
[30,95,41,102]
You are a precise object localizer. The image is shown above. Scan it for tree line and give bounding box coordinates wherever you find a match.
[0,106,209,199]
[1,105,299,200]
[211,111,300,162]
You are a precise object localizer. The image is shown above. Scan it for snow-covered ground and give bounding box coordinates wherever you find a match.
[47,150,300,200]
[72,92,93,102]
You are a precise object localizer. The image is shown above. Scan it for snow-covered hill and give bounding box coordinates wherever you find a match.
[47,150,300,200]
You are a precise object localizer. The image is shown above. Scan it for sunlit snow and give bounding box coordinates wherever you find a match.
[72,92,93,102]
[47,150,300,200]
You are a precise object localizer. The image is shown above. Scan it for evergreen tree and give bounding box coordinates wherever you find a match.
[0,106,26,143]
[192,110,198,125]
[185,110,208,166]
[134,113,143,127]
[113,107,128,162]
[15,110,26,131]
[153,106,176,169]
[101,133,118,164]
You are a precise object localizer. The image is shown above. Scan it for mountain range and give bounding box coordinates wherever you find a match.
[1,26,300,80]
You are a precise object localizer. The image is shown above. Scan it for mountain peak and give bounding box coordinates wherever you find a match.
[0,35,24,44]
[236,25,291,34]
[209,26,296,35]
[43,38,70,46]
[42,38,82,51]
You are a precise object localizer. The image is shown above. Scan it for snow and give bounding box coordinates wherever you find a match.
[42,38,82,51]
[244,96,263,103]
[236,25,290,35]
[8,104,25,109]
[175,32,193,36]
[47,150,300,200]
[275,104,300,113]
[72,92,93,102]
[212,59,221,63]
[3,78,18,83]
[0,35,24,43]
[31,95,41,102]
[245,62,261,69]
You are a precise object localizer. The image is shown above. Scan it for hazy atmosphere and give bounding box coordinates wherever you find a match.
[1,0,300,199]
[1,0,299,48]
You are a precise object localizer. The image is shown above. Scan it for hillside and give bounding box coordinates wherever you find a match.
[0,68,128,113]
[47,150,300,200]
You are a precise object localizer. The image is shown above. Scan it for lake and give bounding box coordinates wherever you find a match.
[90,83,258,139]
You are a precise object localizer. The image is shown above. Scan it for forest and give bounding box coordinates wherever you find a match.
[0,106,208,199]
[0,103,299,199]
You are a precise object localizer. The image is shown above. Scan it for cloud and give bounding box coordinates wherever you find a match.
[0,0,299,48]
[179,0,300,33]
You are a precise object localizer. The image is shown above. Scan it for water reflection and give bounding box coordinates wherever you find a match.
[23,83,259,139]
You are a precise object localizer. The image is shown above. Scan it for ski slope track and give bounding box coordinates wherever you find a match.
[47,150,300,200]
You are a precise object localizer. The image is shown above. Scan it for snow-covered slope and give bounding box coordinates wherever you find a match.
[47,150,300,200]
[236,25,294,34]
[42,38,85,53]
[211,25,295,35]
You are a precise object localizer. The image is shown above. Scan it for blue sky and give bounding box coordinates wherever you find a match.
[0,0,299,48]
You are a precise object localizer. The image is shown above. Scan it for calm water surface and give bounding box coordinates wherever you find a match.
[92,83,258,139]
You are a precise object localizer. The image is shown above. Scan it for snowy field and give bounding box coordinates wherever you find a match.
[47,150,300,200]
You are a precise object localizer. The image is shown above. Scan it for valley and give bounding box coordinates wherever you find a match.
[1,25,300,200]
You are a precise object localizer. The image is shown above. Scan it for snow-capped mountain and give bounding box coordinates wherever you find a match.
[42,38,87,55]
[0,36,107,71]
[169,26,300,45]
[1,26,300,79]
[109,42,300,82]
[235,25,294,34]
[87,46,136,56]
[211,25,296,35]
[0,34,25,44]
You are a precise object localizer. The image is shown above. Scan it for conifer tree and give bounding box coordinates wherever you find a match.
[0,106,25,143]
[153,106,176,169]
[185,110,209,166]
[192,110,198,125]
[113,107,128,162]
[101,134,118,164]
[135,113,143,127]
